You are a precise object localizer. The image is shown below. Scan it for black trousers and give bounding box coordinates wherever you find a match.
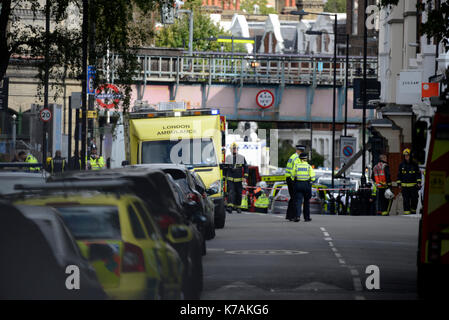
[376,187,392,215]
[227,180,243,209]
[286,178,296,220]
[303,182,312,220]
[402,186,419,214]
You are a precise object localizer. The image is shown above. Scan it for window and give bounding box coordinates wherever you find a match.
[128,205,146,239]
[133,201,160,241]
[58,206,121,240]
[142,138,217,168]
[352,0,359,36]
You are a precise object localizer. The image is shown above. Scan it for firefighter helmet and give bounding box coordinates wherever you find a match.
[403,148,411,155]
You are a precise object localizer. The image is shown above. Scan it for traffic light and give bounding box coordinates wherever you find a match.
[413,120,428,165]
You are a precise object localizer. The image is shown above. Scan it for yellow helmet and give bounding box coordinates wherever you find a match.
[231,142,238,149]
[403,148,411,155]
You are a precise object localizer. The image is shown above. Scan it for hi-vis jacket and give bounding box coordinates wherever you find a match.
[292,159,316,182]
[397,160,421,187]
[224,153,248,182]
[25,154,40,171]
[372,161,391,188]
[285,153,300,178]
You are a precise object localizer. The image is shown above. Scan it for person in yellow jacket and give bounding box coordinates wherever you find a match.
[298,152,315,221]
[285,145,306,221]
[87,147,105,170]
[18,151,40,172]
[291,153,315,222]
[254,181,270,213]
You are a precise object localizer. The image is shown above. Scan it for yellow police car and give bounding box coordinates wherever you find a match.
[14,181,187,300]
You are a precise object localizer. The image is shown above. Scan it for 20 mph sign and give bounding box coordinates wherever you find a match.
[40,108,52,122]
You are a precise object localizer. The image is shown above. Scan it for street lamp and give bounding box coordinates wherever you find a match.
[291,10,338,189]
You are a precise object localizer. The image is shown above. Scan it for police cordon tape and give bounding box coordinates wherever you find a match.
[240,185,373,191]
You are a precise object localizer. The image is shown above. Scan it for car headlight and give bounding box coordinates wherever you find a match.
[209,180,221,194]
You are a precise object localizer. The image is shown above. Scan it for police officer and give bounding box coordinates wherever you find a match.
[299,152,316,221]
[87,147,105,170]
[397,148,421,215]
[50,150,66,175]
[291,152,314,222]
[18,151,40,172]
[285,145,306,221]
[224,142,248,213]
[254,181,270,213]
[372,153,392,216]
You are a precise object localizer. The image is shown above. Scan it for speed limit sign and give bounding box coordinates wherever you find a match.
[40,108,52,122]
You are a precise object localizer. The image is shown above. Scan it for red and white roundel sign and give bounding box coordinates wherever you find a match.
[256,90,274,109]
[40,108,52,122]
[95,84,122,109]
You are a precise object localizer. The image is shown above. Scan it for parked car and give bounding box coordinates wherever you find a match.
[130,164,215,242]
[0,171,48,196]
[13,180,186,300]
[191,171,216,238]
[50,168,204,299]
[0,200,106,299]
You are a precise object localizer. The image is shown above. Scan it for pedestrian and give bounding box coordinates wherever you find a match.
[372,153,392,216]
[70,151,82,171]
[298,152,315,221]
[87,147,105,170]
[224,142,248,213]
[291,151,315,222]
[18,150,40,172]
[397,148,422,215]
[285,145,306,221]
[50,150,66,175]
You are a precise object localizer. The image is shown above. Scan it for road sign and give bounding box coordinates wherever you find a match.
[353,78,380,109]
[87,66,96,95]
[95,84,122,109]
[340,136,356,164]
[40,108,52,122]
[256,90,274,109]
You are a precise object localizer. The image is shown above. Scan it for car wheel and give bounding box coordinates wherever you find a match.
[214,202,226,229]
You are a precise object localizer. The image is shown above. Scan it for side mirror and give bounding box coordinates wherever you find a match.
[89,243,114,261]
[121,160,130,167]
[166,224,193,243]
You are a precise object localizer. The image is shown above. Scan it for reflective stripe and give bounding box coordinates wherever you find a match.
[401,183,417,187]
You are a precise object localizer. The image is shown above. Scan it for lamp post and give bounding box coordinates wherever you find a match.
[291,10,338,189]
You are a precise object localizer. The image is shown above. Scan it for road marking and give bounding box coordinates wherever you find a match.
[226,249,309,255]
[319,227,366,300]
[208,248,225,252]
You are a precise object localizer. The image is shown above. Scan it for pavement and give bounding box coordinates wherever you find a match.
[201,211,419,300]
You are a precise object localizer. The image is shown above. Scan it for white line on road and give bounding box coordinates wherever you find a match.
[338,259,346,265]
[334,253,342,258]
[350,269,360,276]
[320,227,326,232]
[328,242,334,247]
[353,278,363,292]
[331,247,338,252]
[323,232,330,237]
[324,237,333,241]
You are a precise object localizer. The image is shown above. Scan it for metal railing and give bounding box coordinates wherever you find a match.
[108,51,378,86]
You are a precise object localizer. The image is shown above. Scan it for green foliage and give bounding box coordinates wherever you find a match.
[323,0,346,13]
[278,140,295,168]
[240,0,277,15]
[155,0,247,52]
[1,0,158,112]
[310,149,324,168]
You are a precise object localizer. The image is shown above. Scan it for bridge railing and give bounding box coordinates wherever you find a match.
[110,51,378,85]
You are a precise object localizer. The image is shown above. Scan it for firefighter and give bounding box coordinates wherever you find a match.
[298,152,316,221]
[372,153,392,216]
[397,148,421,215]
[254,181,270,213]
[291,152,314,222]
[50,150,66,175]
[224,142,248,213]
[285,145,306,221]
[87,147,105,170]
[18,151,40,172]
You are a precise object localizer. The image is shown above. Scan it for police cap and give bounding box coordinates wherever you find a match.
[295,144,306,151]
[299,153,308,159]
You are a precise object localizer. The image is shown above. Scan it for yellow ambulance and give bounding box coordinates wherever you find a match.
[126,108,226,228]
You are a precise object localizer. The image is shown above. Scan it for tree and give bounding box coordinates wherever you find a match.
[323,0,346,13]
[278,140,295,168]
[155,0,247,52]
[240,0,277,15]
[310,149,324,168]
[1,0,157,110]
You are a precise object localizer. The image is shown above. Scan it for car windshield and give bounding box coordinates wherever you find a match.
[0,175,46,195]
[57,205,121,240]
[142,138,217,167]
